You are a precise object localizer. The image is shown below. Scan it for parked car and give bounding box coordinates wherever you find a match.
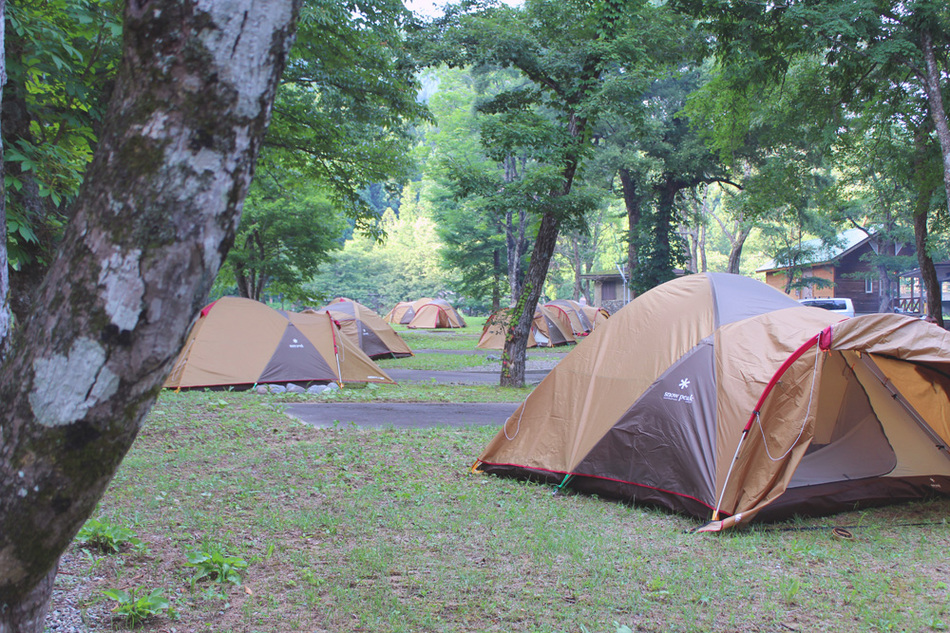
[798,297,855,318]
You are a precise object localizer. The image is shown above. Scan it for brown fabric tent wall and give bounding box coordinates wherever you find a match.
[476,273,950,529]
[544,300,593,335]
[476,309,539,350]
[407,298,467,329]
[384,298,433,325]
[164,297,394,389]
[315,298,413,359]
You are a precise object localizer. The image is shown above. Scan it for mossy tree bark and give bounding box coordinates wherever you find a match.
[0,0,300,630]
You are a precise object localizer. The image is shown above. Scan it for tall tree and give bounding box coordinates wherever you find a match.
[0,1,300,629]
[221,178,345,302]
[674,0,950,321]
[416,0,686,386]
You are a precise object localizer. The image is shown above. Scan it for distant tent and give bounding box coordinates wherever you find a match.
[384,297,433,325]
[164,297,394,389]
[476,273,950,530]
[532,305,575,347]
[580,304,610,331]
[407,298,467,329]
[476,310,538,350]
[544,299,593,335]
[315,298,412,359]
[476,306,576,349]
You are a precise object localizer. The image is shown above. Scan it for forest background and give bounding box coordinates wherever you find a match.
[6,0,950,322]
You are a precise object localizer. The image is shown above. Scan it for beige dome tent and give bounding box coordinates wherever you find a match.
[580,304,610,330]
[315,298,412,359]
[475,273,950,530]
[407,298,467,329]
[476,306,577,350]
[384,297,432,325]
[532,305,575,347]
[476,309,539,350]
[165,297,394,389]
[544,299,593,336]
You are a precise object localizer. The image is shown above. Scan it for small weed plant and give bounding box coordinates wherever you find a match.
[185,545,248,586]
[76,518,142,554]
[102,587,171,627]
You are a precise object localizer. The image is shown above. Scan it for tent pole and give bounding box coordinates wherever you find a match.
[712,429,747,521]
[854,354,950,462]
[327,312,344,387]
[712,333,822,521]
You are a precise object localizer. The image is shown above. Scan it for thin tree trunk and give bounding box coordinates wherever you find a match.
[501,211,560,387]
[618,167,641,295]
[0,0,9,359]
[0,1,300,628]
[914,193,943,326]
[921,29,950,219]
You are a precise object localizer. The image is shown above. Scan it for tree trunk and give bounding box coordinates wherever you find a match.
[491,248,501,312]
[501,211,560,387]
[0,0,9,358]
[921,29,950,219]
[0,0,300,628]
[571,235,583,301]
[726,226,749,275]
[618,167,641,295]
[914,192,943,326]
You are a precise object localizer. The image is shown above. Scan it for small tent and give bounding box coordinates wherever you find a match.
[164,297,394,389]
[476,309,539,350]
[475,273,950,529]
[580,304,610,331]
[407,298,467,329]
[532,305,575,347]
[315,298,413,359]
[384,298,432,325]
[544,299,593,336]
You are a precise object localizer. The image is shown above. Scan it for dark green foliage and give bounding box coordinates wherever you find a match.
[220,178,345,302]
[4,0,122,269]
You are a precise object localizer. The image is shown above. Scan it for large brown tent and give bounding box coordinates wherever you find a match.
[165,297,394,389]
[315,298,413,359]
[407,298,467,329]
[475,273,950,529]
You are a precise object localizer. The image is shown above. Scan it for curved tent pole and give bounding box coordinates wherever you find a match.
[711,332,823,521]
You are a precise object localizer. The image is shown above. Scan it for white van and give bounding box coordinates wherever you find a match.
[798,297,855,318]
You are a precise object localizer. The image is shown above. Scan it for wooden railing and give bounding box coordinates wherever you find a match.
[896,297,923,313]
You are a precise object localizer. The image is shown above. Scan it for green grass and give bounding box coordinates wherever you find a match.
[377,352,495,371]
[394,319,485,351]
[71,390,950,633]
[284,381,531,403]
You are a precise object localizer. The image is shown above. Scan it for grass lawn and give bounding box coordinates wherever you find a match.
[58,328,950,632]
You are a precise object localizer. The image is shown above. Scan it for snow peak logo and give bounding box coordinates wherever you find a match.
[288,338,305,349]
[663,377,694,404]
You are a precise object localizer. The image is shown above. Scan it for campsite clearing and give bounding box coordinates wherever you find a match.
[55,390,950,633]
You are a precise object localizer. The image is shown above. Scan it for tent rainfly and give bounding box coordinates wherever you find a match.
[407,298,467,329]
[475,273,950,530]
[315,298,413,359]
[544,299,594,336]
[384,298,432,325]
[476,306,577,350]
[164,297,394,389]
[476,309,539,350]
